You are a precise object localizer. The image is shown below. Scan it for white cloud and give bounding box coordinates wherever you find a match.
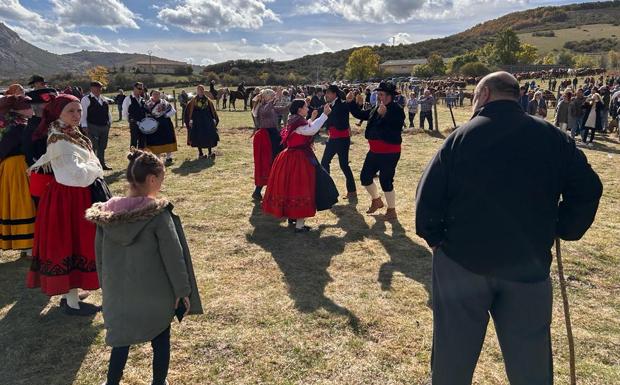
[116,38,130,48]
[51,0,139,30]
[157,0,280,33]
[294,0,527,23]
[261,43,286,55]
[389,33,412,45]
[201,58,216,65]
[241,38,247,45]
[308,38,330,54]
[213,43,223,52]
[0,0,119,52]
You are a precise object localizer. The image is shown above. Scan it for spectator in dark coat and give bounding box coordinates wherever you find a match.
[416,71,602,385]
[114,89,125,121]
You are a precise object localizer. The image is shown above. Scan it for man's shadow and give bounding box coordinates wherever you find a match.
[246,203,366,334]
[0,256,101,385]
[370,217,433,307]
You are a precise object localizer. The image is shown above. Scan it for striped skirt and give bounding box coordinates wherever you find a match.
[0,155,36,251]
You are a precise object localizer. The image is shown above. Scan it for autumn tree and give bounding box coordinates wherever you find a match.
[345,47,380,81]
[86,66,109,87]
[516,44,538,65]
[427,53,446,75]
[494,29,521,65]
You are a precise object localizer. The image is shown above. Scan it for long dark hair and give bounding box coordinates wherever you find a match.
[289,98,306,115]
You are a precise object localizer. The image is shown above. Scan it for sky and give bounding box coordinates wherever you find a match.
[0,0,600,66]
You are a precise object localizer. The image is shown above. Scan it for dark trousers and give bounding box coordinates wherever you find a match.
[360,151,400,192]
[420,110,433,130]
[107,326,171,385]
[321,137,356,193]
[431,249,553,385]
[87,123,110,166]
[117,104,123,120]
[408,112,416,127]
[129,121,145,149]
[582,126,596,143]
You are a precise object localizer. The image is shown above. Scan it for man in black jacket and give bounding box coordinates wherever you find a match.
[416,71,602,385]
[321,85,356,198]
[348,81,405,220]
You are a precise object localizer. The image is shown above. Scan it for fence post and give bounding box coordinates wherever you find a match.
[433,99,439,131]
[172,89,178,128]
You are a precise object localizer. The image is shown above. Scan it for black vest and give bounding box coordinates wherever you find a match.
[128,95,146,121]
[87,95,110,125]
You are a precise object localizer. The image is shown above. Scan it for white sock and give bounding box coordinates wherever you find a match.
[385,190,396,209]
[65,288,80,309]
[295,218,306,229]
[365,183,380,199]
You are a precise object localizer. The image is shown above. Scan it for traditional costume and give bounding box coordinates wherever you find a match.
[144,97,178,157]
[349,82,405,220]
[122,92,147,148]
[27,95,108,314]
[262,113,338,231]
[185,94,219,158]
[0,96,36,252]
[23,88,57,206]
[320,86,357,197]
[251,91,289,200]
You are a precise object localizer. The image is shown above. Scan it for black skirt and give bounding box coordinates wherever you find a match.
[315,164,339,211]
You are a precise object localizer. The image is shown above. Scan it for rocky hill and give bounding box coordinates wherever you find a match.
[0,23,186,81]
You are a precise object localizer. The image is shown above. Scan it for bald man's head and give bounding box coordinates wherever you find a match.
[473,71,520,112]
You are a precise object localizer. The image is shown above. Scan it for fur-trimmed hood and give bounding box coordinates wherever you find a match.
[86,196,170,246]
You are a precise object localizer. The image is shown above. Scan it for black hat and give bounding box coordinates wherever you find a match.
[326,84,340,94]
[27,75,45,86]
[376,81,398,96]
[90,81,103,88]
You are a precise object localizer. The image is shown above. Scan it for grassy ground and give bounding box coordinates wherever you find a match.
[518,23,620,54]
[1,98,619,385]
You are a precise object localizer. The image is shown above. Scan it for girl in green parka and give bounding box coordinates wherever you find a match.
[86,148,203,385]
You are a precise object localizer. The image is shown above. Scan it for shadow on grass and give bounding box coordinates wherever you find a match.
[0,257,101,385]
[370,217,432,307]
[171,157,215,176]
[247,203,365,334]
[103,169,127,186]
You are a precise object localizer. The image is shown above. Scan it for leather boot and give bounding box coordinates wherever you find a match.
[366,197,384,214]
[385,208,397,221]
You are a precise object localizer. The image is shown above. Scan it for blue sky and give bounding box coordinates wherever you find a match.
[0,0,599,65]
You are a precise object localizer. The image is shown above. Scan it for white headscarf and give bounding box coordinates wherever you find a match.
[252,88,276,118]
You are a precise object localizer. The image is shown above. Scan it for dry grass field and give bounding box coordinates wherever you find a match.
[1,96,618,385]
[518,23,620,54]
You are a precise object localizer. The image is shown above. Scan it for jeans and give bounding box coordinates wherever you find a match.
[408,112,416,127]
[321,137,356,193]
[431,249,553,385]
[420,110,433,130]
[107,326,171,385]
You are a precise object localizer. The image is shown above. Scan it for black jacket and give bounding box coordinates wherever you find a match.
[415,100,602,282]
[324,99,350,131]
[348,100,405,144]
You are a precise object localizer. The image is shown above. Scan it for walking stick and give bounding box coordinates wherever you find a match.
[555,238,577,385]
[448,102,457,130]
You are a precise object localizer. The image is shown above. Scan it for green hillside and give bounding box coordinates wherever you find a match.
[204,1,620,83]
[518,23,620,54]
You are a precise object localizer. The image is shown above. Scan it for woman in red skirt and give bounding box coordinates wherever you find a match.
[251,88,290,201]
[27,94,107,316]
[262,99,335,232]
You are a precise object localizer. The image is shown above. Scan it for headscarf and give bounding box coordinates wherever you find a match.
[0,95,32,114]
[33,94,80,140]
[5,84,25,96]
[252,88,276,118]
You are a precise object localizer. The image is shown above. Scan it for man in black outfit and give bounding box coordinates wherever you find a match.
[348,81,405,220]
[121,82,147,149]
[320,85,356,198]
[416,71,603,385]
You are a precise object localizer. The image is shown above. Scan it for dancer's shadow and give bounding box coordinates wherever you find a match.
[171,157,215,176]
[247,203,366,333]
[0,256,101,385]
[370,217,432,307]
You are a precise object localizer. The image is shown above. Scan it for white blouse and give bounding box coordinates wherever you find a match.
[295,113,328,136]
[29,125,103,188]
